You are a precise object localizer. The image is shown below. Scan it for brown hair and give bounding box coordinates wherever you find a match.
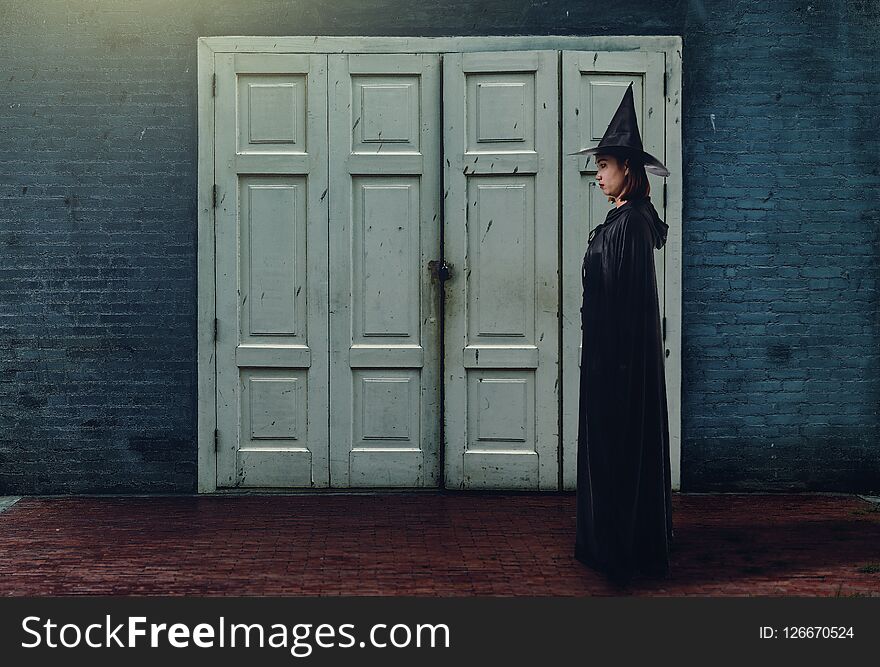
[599,151,651,203]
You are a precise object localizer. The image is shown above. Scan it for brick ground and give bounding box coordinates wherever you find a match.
[0,493,878,597]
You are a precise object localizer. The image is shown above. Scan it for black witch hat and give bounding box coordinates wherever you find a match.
[568,82,670,177]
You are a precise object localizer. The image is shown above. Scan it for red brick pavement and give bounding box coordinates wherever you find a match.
[0,492,877,596]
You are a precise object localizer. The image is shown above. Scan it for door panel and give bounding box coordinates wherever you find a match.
[214,53,330,488]
[442,50,560,490]
[328,54,442,487]
[561,51,667,489]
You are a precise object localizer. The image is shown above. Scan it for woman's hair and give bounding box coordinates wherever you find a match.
[599,150,651,203]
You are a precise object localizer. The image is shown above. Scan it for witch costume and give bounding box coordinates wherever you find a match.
[570,83,673,584]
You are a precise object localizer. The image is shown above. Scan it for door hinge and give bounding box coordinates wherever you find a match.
[662,316,667,341]
[663,71,667,98]
[212,73,216,97]
[214,317,218,341]
[214,429,219,452]
[663,182,667,207]
[212,184,217,209]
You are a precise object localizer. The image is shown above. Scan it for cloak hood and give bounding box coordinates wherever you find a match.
[594,196,669,250]
[636,197,669,250]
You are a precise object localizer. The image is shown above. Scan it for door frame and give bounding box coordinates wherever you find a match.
[197,35,683,493]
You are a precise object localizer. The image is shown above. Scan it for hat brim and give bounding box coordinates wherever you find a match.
[567,146,670,177]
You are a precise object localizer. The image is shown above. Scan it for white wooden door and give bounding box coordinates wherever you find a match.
[208,47,671,491]
[442,51,560,490]
[561,51,667,489]
[327,54,442,487]
[214,53,330,488]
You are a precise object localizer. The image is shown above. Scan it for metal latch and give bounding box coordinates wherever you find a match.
[428,259,453,283]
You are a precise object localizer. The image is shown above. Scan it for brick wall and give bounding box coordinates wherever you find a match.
[0,1,877,493]
[680,0,880,491]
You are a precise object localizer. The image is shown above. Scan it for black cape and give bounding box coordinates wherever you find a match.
[575,195,673,584]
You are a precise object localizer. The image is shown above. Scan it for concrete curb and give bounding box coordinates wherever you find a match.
[0,497,21,514]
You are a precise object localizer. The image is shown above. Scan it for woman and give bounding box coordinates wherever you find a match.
[570,83,673,586]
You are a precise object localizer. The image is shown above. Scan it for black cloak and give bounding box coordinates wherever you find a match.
[575,195,673,584]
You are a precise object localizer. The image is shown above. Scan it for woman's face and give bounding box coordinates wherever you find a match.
[594,153,628,200]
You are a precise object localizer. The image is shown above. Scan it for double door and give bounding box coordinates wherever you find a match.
[212,49,667,490]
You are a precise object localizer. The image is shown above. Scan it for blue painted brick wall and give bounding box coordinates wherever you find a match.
[680,0,880,492]
[0,1,877,493]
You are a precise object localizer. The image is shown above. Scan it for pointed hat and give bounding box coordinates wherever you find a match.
[568,82,670,177]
